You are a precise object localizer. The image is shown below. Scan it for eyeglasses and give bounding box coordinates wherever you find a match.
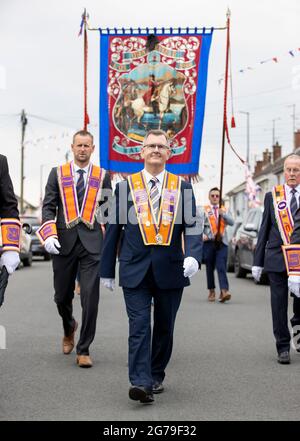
[210,194,220,198]
[143,144,170,151]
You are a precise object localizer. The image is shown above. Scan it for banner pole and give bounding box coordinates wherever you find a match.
[216,8,231,243]
[83,9,90,130]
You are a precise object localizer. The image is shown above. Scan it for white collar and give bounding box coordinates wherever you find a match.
[285,184,300,194]
[142,168,166,185]
[73,161,90,174]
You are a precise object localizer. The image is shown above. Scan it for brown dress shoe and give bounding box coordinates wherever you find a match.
[219,291,231,303]
[208,290,216,302]
[62,321,78,354]
[76,355,93,368]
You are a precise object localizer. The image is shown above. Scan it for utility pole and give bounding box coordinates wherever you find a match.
[20,109,27,214]
[272,117,281,146]
[288,104,296,135]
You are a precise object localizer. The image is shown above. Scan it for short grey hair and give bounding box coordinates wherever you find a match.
[143,129,169,147]
[284,154,300,168]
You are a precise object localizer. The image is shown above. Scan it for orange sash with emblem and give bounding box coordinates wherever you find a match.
[272,185,294,245]
[204,205,226,238]
[128,171,181,246]
[58,162,104,229]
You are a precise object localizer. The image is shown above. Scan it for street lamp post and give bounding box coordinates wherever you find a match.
[272,117,281,146]
[239,111,250,165]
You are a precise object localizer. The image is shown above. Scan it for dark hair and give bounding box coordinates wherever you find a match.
[143,129,169,146]
[209,187,220,195]
[73,130,94,144]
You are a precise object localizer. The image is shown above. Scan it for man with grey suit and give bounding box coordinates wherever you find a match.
[201,187,234,303]
[37,130,111,368]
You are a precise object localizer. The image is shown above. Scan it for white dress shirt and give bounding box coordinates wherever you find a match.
[142,168,166,197]
[73,162,90,187]
[285,183,300,210]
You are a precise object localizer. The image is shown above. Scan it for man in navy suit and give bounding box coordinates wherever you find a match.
[100,129,202,404]
[252,154,300,364]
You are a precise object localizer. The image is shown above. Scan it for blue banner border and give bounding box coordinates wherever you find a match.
[99,32,212,174]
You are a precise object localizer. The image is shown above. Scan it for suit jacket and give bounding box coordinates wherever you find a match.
[290,208,300,244]
[253,191,286,272]
[100,177,203,289]
[42,165,111,256]
[0,155,19,220]
[200,206,234,246]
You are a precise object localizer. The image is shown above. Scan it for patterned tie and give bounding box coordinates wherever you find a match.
[76,169,85,210]
[150,177,160,219]
[290,188,298,220]
[213,205,218,225]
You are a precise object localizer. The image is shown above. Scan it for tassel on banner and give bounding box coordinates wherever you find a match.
[231,116,236,128]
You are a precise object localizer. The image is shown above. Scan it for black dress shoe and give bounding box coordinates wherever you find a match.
[277,351,291,364]
[129,386,154,404]
[152,382,164,394]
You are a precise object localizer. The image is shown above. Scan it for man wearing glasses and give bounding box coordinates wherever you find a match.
[252,154,300,364]
[202,187,234,303]
[37,130,111,368]
[100,129,202,404]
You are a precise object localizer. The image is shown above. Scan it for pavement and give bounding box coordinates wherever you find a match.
[1,260,300,421]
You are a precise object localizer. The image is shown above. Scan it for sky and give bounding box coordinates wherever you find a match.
[0,0,299,207]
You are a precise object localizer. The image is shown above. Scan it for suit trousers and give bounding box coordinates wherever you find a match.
[203,241,229,290]
[268,271,300,354]
[123,266,183,389]
[52,238,100,355]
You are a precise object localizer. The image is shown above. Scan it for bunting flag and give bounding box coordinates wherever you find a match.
[99,30,213,175]
[245,164,261,208]
[218,46,300,83]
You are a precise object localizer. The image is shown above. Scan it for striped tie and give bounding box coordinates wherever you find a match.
[76,169,85,210]
[150,177,160,219]
[290,188,298,220]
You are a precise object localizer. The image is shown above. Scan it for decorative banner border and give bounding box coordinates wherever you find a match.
[99,31,213,175]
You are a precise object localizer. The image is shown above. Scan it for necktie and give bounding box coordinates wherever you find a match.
[213,206,218,225]
[150,177,160,219]
[76,169,85,210]
[290,188,298,220]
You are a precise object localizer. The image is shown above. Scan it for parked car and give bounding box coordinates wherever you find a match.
[19,226,33,267]
[227,218,243,272]
[20,215,51,261]
[233,207,269,284]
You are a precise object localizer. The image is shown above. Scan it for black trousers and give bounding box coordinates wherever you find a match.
[268,271,300,354]
[52,238,100,355]
[123,266,183,389]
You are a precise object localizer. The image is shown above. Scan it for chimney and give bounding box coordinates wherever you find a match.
[294,130,300,150]
[262,149,271,166]
[273,142,282,162]
[254,160,263,176]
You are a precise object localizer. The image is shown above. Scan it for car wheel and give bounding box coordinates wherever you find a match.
[23,251,33,267]
[234,249,247,278]
[44,253,51,261]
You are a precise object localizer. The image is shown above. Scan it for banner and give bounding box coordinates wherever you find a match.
[99,31,213,174]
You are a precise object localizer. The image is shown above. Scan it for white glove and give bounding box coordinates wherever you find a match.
[101,278,115,291]
[252,266,263,282]
[0,251,20,274]
[44,237,61,255]
[288,275,300,298]
[183,256,199,278]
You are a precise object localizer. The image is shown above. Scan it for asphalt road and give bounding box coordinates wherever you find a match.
[1,260,300,421]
